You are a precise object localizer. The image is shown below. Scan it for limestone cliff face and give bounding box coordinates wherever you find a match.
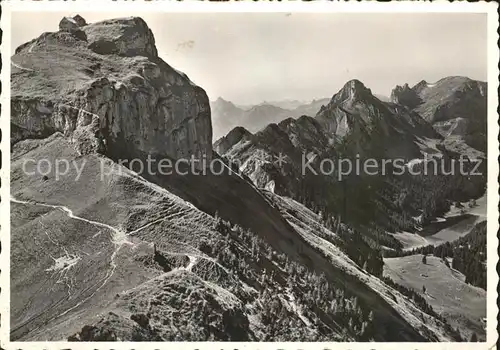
[390,83,423,109]
[316,80,378,138]
[11,15,212,161]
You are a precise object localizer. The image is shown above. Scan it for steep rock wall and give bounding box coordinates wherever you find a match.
[11,15,212,161]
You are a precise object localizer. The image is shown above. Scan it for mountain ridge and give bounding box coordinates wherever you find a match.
[390,76,487,152]
[210,97,331,140]
[217,76,486,256]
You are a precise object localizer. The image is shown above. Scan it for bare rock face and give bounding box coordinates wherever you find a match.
[73,14,87,27]
[11,16,212,161]
[390,83,423,109]
[391,77,487,123]
[216,116,334,198]
[59,15,87,31]
[59,16,81,32]
[315,79,441,160]
[316,79,385,138]
[213,126,252,155]
[58,15,88,41]
[84,17,158,58]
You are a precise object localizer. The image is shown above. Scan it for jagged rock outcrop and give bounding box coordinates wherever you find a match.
[59,16,82,32]
[217,79,445,198]
[213,126,252,155]
[215,115,334,197]
[391,77,487,123]
[390,83,423,109]
[278,115,333,153]
[11,15,212,161]
[73,14,87,27]
[316,79,376,138]
[390,76,487,151]
[84,17,158,57]
[59,15,88,32]
[57,15,88,41]
[315,79,439,159]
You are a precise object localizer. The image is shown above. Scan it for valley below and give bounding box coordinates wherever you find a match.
[391,194,487,250]
[384,255,486,341]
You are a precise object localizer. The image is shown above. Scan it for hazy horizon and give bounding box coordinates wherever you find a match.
[11,12,487,105]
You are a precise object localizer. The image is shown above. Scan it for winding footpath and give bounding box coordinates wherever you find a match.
[11,195,205,287]
[11,60,34,72]
[11,196,135,320]
[12,196,133,246]
[10,194,224,334]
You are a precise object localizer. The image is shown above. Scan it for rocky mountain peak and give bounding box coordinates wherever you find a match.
[413,80,428,92]
[331,79,373,104]
[315,79,381,138]
[389,76,487,151]
[390,83,423,109]
[83,16,158,58]
[73,14,87,26]
[213,97,237,108]
[260,122,286,136]
[59,15,87,32]
[11,15,212,162]
[231,125,252,136]
[346,78,369,90]
[213,126,252,154]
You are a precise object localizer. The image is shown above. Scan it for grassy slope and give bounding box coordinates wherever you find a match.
[383,255,486,341]
[11,134,448,341]
[145,162,464,340]
[268,193,457,342]
[11,135,220,340]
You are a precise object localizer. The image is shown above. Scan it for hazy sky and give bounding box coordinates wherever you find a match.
[11,12,487,105]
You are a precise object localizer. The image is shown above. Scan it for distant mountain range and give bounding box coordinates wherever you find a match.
[210,97,331,139]
[215,76,486,250]
[210,94,392,140]
[240,99,310,110]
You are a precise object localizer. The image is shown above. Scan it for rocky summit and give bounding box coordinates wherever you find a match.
[391,77,487,151]
[12,15,212,161]
[316,79,440,155]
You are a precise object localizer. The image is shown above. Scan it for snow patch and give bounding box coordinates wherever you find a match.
[45,254,81,273]
[265,180,275,193]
